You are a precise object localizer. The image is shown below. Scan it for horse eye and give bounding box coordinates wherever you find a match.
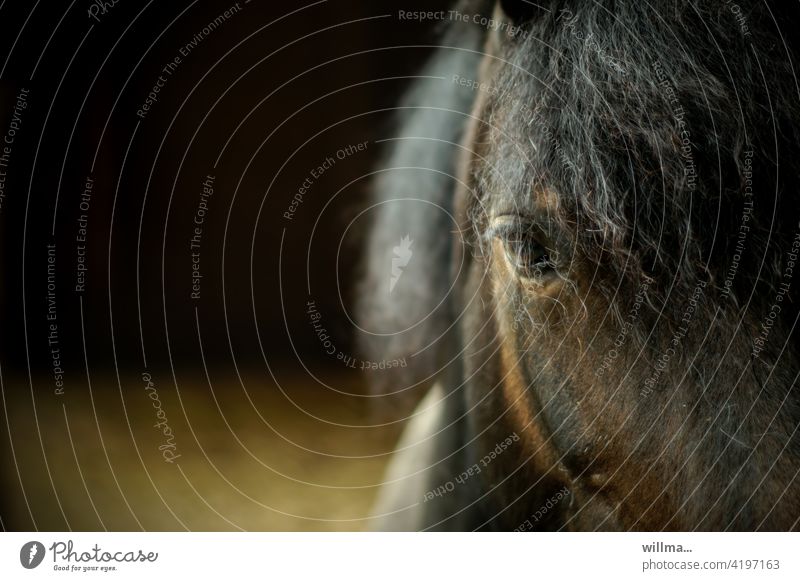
[487,219,559,279]
[499,232,556,279]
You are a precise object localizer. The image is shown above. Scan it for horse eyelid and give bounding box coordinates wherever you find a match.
[486,219,524,240]
[485,219,548,248]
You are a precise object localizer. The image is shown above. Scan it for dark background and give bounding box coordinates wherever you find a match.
[0,0,452,530]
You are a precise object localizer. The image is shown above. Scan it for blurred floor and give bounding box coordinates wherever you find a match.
[0,368,403,531]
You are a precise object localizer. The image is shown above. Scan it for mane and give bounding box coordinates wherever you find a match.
[358,0,800,390]
[474,0,800,335]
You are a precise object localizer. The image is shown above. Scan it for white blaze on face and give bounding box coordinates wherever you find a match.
[390,235,414,294]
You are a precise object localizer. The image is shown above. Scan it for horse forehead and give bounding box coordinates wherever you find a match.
[532,186,560,213]
[488,181,560,218]
[480,124,560,210]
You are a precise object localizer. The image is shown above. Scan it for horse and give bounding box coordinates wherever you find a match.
[357,0,800,531]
